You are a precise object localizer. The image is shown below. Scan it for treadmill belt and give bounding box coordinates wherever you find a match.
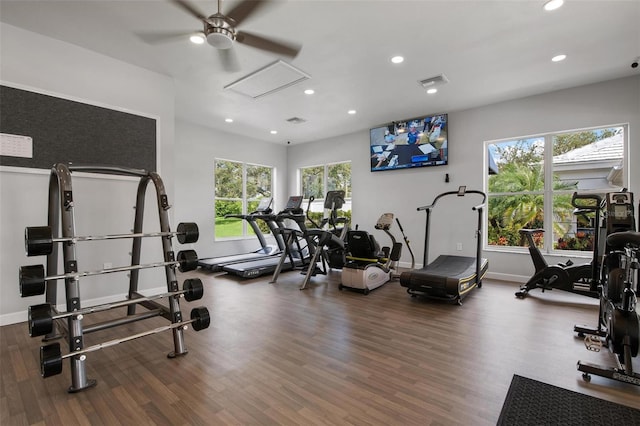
[400,255,488,298]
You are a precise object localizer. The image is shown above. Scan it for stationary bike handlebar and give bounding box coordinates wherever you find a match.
[571,192,603,211]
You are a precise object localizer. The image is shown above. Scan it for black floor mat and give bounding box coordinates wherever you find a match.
[497,374,640,425]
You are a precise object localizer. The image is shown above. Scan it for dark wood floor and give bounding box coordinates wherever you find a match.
[2,268,639,425]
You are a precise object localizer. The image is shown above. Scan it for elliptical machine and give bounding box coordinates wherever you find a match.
[515,192,604,299]
[574,191,639,386]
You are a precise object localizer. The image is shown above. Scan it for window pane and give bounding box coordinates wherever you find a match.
[488,138,545,193]
[487,194,544,247]
[327,162,352,199]
[301,166,324,199]
[552,127,624,191]
[215,160,242,198]
[214,200,242,238]
[247,165,272,199]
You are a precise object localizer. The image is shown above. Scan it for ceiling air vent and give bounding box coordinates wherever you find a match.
[286,117,307,124]
[418,74,449,88]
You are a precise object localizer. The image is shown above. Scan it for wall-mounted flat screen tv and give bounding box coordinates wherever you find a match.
[370,113,448,172]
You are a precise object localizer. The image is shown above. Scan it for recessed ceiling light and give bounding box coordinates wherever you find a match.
[348,110,357,115]
[190,33,206,44]
[304,89,315,95]
[270,130,278,134]
[224,118,233,123]
[391,56,404,64]
[543,0,564,11]
[426,88,438,94]
[552,54,567,62]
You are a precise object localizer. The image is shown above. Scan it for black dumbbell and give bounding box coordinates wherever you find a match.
[25,222,199,257]
[19,249,199,297]
[28,278,204,337]
[40,306,211,377]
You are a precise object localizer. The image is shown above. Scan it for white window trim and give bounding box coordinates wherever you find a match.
[483,123,629,255]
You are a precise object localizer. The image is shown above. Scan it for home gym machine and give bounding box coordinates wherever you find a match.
[516,192,604,299]
[340,213,414,295]
[574,191,639,386]
[400,186,488,305]
[19,163,210,392]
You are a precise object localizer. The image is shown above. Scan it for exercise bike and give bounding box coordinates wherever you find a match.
[574,191,639,386]
[515,192,603,299]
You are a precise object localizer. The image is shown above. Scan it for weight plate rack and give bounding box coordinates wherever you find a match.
[20,163,209,392]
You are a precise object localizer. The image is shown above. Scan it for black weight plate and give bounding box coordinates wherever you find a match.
[177,250,198,272]
[19,265,46,297]
[190,307,210,331]
[40,343,63,377]
[28,304,53,337]
[183,278,204,302]
[177,222,199,244]
[25,226,54,257]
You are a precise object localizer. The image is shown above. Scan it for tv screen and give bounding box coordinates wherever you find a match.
[370,113,448,172]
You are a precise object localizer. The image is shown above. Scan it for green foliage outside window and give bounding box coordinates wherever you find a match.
[214,160,273,239]
[487,127,622,251]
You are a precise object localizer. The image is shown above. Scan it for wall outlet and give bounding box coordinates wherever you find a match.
[456,243,463,251]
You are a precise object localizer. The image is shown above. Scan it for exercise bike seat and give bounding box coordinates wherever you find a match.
[607,231,640,250]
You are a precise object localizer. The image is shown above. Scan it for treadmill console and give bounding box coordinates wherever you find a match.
[284,196,303,214]
[254,197,273,214]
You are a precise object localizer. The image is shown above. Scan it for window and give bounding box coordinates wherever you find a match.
[214,159,273,239]
[486,125,626,253]
[300,161,352,225]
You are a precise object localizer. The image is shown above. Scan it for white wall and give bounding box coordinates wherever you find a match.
[173,119,288,259]
[287,76,640,280]
[0,23,175,324]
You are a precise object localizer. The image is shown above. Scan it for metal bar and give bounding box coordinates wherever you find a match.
[83,310,163,334]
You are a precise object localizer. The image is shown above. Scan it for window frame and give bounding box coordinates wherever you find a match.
[214,158,274,241]
[484,123,628,255]
[299,161,352,221]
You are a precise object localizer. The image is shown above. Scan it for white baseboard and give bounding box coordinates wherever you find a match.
[484,271,529,284]
[0,286,166,327]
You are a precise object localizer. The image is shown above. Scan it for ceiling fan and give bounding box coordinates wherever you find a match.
[171,0,301,70]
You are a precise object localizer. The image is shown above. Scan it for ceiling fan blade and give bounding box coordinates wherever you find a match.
[236,31,301,57]
[136,31,195,45]
[225,0,270,25]
[171,0,208,21]
[218,48,240,72]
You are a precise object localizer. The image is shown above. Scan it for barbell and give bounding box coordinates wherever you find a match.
[40,306,210,378]
[25,222,199,257]
[28,278,204,337]
[19,249,199,297]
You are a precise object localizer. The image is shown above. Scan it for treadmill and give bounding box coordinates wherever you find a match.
[222,196,310,278]
[198,197,284,271]
[400,186,489,305]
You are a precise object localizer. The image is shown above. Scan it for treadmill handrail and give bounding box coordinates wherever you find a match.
[417,189,487,211]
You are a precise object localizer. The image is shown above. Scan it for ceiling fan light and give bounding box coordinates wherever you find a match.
[543,0,564,11]
[190,33,205,44]
[207,31,234,49]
